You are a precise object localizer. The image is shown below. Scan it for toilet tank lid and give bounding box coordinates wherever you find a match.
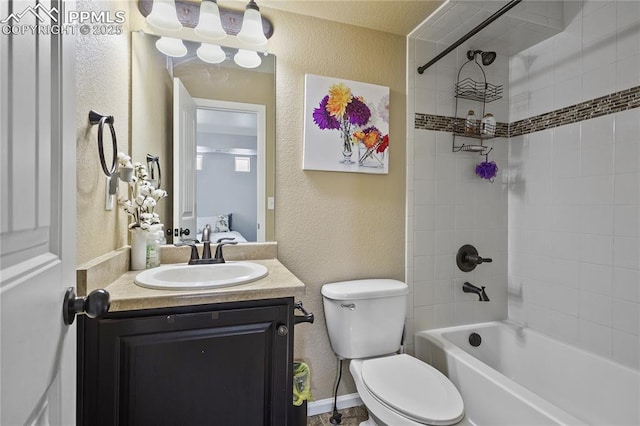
[321,279,408,300]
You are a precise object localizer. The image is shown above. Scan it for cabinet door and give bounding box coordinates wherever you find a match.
[79,300,293,426]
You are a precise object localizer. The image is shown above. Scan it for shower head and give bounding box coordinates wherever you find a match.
[466,49,497,66]
[481,51,497,66]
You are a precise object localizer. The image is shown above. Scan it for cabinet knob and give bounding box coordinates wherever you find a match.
[277,325,289,336]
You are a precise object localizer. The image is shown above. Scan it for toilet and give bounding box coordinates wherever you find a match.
[321,279,464,426]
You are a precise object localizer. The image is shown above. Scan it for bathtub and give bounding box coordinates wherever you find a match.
[415,321,640,426]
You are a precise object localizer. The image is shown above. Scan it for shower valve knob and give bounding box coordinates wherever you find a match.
[457,244,492,272]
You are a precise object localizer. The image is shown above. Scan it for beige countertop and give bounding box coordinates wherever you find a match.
[77,243,306,312]
[105,259,306,311]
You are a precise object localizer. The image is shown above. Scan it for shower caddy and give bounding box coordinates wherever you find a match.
[452,50,503,155]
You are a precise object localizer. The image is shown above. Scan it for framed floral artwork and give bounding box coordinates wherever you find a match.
[303,74,390,174]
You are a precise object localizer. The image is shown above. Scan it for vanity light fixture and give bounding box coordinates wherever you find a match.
[233,49,261,68]
[146,0,182,32]
[236,0,268,48]
[156,36,187,57]
[194,0,226,40]
[197,43,226,64]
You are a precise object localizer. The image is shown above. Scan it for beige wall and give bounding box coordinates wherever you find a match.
[131,32,173,238]
[265,9,407,399]
[76,0,131,265]
[76,4,406,401]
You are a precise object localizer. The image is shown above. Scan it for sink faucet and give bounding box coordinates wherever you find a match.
[463,282,490,301]
[201,224,212,260]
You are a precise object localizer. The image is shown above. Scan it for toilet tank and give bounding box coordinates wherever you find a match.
[321,279,408,359]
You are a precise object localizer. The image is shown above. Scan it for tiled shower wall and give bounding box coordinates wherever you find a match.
[407,1,639,368]
[406,38,511,354]
[508,1,640,369]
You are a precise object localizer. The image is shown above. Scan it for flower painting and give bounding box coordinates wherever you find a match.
[303,74,390,174]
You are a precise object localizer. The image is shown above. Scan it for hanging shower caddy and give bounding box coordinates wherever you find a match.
[452,50,503,154]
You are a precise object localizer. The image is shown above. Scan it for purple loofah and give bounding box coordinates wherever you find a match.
[475,161,498,180]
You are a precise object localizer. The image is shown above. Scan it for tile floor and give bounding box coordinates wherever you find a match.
[307,405,369,426]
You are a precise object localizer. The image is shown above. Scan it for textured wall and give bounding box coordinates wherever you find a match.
[265,8,407,399]
[76,3,406,401]
[76,0,131,265]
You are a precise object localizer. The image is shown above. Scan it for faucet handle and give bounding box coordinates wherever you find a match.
[215,237,236,244]
[213,238,238,263]
[174,239,200,263]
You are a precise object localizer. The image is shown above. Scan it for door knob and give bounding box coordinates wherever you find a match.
[63,287,110,325]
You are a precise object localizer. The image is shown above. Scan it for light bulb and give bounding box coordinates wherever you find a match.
[156,37,187,57]
[146,0,182,32]
[234,49,261,68]
[195,0,226,40]
[237,1,267,48]
[197,43,226,64]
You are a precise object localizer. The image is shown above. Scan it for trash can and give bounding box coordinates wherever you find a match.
[293,361,311,426]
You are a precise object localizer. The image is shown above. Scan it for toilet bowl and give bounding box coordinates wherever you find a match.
[351,355,464,426]
[321,279,465,426]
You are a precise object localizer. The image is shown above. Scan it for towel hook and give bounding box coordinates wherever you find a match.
[89,110,118,177]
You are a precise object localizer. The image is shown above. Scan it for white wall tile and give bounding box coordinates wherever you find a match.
[579,319,613,358]
[612,330,639,370]
[613,299,639,335]
[410,3,639,373]
[579,262,613,295]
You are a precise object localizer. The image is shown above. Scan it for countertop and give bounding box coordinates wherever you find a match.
[77,243,306,312]
[105,259,306,311]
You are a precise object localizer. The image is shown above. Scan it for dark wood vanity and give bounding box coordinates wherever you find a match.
[77,297,295,426]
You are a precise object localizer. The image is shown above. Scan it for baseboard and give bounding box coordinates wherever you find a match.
[307,393,363,417]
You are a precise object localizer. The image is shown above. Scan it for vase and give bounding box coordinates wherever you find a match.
[130,228,148,271]
[358,144,385,168]
[339,127,354,164]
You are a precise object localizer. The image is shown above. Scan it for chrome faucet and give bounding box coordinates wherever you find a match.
[463,282,490,301]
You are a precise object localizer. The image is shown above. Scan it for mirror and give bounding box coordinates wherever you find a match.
[131,31,275,243]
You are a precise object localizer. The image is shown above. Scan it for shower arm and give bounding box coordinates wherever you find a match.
[417,0,522,74]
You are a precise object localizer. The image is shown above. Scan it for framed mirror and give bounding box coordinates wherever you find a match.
[131,31,275,243]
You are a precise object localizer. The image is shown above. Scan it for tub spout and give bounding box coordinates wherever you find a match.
[463,282,490,301]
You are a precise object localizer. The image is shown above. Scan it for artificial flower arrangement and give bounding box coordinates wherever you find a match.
[312,82,389,165]
[116,152,167,229]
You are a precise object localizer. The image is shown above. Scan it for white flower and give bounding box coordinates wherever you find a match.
[117,152,132,167]
[119,155,168,229]
[152,189,166,199]
[139,185,151,197]
[143,198,156,208]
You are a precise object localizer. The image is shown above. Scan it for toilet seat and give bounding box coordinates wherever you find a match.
[360,354,464,426]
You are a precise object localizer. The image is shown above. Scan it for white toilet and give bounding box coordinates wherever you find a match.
[321,279,464,426]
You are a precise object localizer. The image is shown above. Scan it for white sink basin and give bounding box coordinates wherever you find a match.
[134,262,269,290]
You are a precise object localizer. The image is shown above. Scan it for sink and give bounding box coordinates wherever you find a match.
[134,262,269,290]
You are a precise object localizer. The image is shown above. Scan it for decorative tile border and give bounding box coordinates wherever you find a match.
[415,85,640,137]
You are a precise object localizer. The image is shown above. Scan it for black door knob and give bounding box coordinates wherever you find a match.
[63,287,110,325]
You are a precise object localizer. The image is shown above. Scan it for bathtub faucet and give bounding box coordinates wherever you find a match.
[463,282,490,301]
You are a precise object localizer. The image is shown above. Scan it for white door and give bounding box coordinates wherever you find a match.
[173,78,197,242]
[1,0,76,425]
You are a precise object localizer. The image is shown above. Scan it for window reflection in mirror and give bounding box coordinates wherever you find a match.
[131,31,275,244]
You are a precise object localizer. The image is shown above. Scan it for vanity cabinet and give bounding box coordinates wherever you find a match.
[78,297,294,426]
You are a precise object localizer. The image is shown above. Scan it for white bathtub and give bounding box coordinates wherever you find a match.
[415,321,640,426]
